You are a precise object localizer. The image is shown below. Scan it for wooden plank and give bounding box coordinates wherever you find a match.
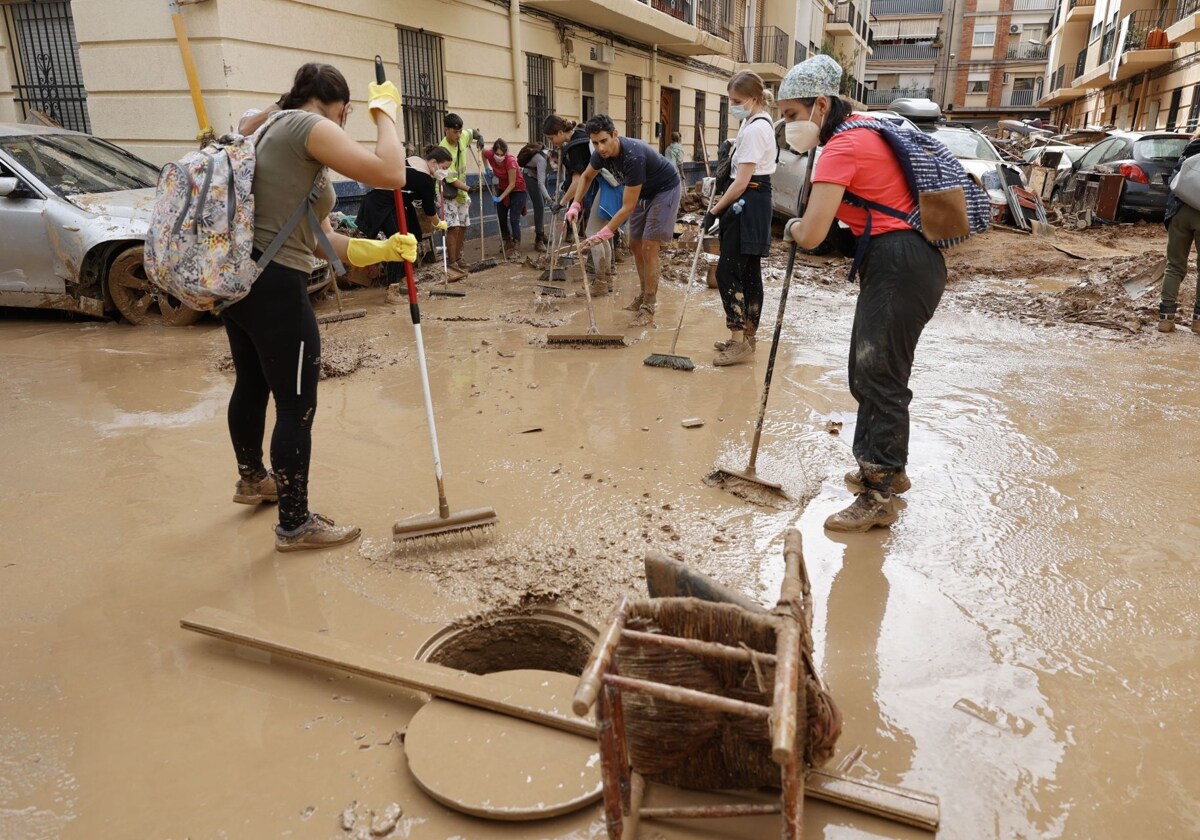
[180,607,940,832]
[180,606,595,738]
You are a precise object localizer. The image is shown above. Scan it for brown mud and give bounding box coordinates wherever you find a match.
[2,226,1198,838]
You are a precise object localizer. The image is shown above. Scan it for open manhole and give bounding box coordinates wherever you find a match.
[416,607,598,676]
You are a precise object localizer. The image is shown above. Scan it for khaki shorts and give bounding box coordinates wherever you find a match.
[630,182,682,243]
[444,195,472,228]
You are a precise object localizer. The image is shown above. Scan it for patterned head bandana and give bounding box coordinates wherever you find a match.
[778,54,843,101]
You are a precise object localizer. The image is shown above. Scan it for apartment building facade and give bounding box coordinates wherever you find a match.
[1041,0,1200,134]
[863,0,947,108]
[1,0,831,170]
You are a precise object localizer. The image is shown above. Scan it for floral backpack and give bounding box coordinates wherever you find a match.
[144,110,342,313]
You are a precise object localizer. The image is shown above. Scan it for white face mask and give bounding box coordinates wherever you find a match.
[786,114,821,153]
[729,102,751,122]
[434,167,448,181]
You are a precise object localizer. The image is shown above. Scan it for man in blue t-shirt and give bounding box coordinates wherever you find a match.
[565,114,682,326]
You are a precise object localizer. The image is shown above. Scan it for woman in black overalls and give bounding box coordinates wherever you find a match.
[705,71,776,367]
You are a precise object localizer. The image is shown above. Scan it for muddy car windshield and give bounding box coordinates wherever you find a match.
[934,130,1000,162]
[0,134,160,196]
[1135,137,1188,163]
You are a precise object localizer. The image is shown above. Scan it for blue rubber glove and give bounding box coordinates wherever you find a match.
[492,195,503,206]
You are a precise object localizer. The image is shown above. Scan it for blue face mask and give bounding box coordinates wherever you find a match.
[729,102,750,122]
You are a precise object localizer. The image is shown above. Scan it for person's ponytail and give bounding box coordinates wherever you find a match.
[279,62,350,110]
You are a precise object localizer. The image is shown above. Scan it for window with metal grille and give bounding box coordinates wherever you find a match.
[526,53,553,143]
[693,90,706,160]
[626,75,643,139]
[1188,85,1200,131]
[1166,87,1182,131]
[398,27,447,151]
[718,95,729,145]
[2,0,90,133]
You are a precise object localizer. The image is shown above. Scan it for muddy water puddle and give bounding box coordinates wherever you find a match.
[2,230,1198,837]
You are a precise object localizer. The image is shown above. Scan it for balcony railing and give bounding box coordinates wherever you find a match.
[1069,0,1096,8]
[1176,0,1200,24]
[1122,8,1173,50]
[864,87,935,105]
[1013,0,1056,9]
[647,0,694,23]
[795,40,808,63]
[696,0,732,39]
[1007,43,1048,60]
[868,42,940,61]
[1074,46,1087,79]
[870,0,944,15]
[1005,89,1038,106]
[740,25,789,65]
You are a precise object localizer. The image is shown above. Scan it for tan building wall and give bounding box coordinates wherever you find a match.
[2,0,755,167]
[0,20,16,123]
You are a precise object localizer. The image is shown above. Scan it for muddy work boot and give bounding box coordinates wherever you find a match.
[845,468,911,495]
[588,278,611,297]
[233,472,277,505]
[824,490,898,533]
[1158,303,1177,333]
[275,513,361,553]
[630,296,656,327]
[713,339,754,366]
[534,235,547,253]
[623,292,645,312]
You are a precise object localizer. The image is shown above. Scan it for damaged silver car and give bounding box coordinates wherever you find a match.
[0,123,200,325]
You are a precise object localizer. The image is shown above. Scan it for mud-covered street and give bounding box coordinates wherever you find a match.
[2,225,1199,839]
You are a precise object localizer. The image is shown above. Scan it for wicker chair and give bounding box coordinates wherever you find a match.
[573,528,841,839]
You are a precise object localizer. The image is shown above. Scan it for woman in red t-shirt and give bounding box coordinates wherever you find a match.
[777,55,947,534]
[483,139,528,253]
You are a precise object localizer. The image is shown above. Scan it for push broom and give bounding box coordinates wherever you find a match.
[545,220,626,347]
[707,148,815,499]
[428,189,466,297]
[642,184,716,371]
[371,56,498,541]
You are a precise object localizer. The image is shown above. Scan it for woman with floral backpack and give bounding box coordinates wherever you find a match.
[223,62,415,552]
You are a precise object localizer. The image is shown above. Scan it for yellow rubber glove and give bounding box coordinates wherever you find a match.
[367,81,401,124]
[434,219,448,232]
[347,233,418,267]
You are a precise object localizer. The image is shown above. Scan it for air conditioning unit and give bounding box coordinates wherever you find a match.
[1010,23,1022,34]
[589,44,616,64]
[1003,72,1011,84]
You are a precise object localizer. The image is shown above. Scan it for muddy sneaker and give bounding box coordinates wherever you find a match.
[845,468,911,495]
[713,339,754,366]
[275,513,361,553]
[1158,315,1176,333]
[233,472,277,505]
[824,491,898,533]
[588,279,610,297]
[623,293,645,312]
[534,237,547,253]
[631,304,656,327]
[455,259,472,272]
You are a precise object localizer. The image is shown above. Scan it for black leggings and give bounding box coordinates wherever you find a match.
[849,230,946,483]
[222,261,321,531]
[715,189,769,333]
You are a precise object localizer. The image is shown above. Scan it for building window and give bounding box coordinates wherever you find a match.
[526,54,554,143]
[718,94,729,145]
[1187,85,1200,131]
[1,0,90,133]
[626,75,643,139]
[974,26,996,47]
[1166,87,1182,131]
[968,80,990,94]
[582,71,596,122]
[398,27,447,151]
[693,90,706,161]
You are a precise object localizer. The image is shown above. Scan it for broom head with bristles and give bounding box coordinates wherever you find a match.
[643,352,695,371]
[392,506,499,542]
[545,332,626,347]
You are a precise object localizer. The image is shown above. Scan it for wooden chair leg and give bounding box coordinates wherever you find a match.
[598,680,627,839]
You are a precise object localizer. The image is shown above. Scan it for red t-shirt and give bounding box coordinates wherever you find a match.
[484,151,527,193]
[812,120,915,237]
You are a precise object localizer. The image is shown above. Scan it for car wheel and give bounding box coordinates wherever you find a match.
[107,245,203,326]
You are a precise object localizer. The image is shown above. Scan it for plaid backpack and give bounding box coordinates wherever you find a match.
[144,110,343,313]
[831,120,990,280]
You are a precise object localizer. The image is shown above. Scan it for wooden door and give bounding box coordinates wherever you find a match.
[659,87,679,153]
